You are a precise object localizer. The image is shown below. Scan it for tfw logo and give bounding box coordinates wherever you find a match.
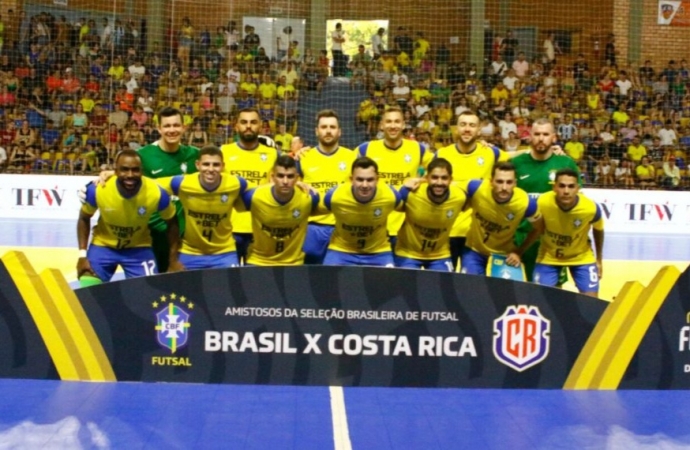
[12,187,66,207]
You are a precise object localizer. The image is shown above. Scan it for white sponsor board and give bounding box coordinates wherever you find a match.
[583,188,690,234]
[0,175,92,220]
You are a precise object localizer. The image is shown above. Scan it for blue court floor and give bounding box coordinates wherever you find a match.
[1,219,690,449]
[0,380,689,449]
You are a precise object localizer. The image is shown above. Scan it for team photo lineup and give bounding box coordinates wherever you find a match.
[77,105,605,297]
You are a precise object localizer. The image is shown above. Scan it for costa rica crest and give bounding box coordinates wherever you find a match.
[493,305,550,372]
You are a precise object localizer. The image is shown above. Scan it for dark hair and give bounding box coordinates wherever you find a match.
[491,161,516,178]
[199,145,223,160]
[274,154,297,171]
[238,107,261,117]
[427,157,453,176]
[115,149,140,165]
[316,109,340,125]
[554,168,579,182]
[351,156,378,174]
[158,106,183,122]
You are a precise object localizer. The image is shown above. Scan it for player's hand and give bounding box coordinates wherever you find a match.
[505,252,522,267]
[291,141,311,160]
[76,257,95,278]
[550,145,565,156]
[402,177,423,191]
[596,260,603,279]
[167,259,186,273]
[99,170,115,186]
[296,181,317,195]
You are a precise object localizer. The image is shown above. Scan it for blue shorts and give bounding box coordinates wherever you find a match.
[459,248,489,275]
[323,249,394,267]
[179,252,239,270]
[303,224,334,265]
[87,244,157,281]
[394,255,454,272]
[533,263,600,294]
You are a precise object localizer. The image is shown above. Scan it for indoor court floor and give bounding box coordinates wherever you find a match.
[1,218,690,449]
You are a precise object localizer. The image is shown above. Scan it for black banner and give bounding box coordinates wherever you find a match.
[76,267,608,388]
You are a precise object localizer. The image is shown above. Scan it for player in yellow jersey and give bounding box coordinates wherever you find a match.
[395,158,467,271]
[157,146,248,270]
[531,168,605,297]
[221,107,281,264]
[240,155,319,266]
[435,111,520,269]
[460,162,541,276]
[77,150,177,282]
[322,157,403,267]
[356,106,434,242]
[296,109,356,264]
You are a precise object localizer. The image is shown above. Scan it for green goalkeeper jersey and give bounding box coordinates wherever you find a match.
[138,143,200,231]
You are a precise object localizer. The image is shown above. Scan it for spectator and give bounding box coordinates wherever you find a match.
[635,155,656,188]
[627,136,647,163]
[662,156,682,188]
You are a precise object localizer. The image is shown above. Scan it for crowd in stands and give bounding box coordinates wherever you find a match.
[0,12,687,190]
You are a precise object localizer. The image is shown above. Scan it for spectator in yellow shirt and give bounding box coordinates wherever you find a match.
[626,136,647,163]
[635,156,656,189]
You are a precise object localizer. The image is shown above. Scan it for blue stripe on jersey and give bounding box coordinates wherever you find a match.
[490,145,500,161]
[524,196,538,219]
[418,142,425,163]
[399,186,411,202]
[466,179,482,199]
[592,203,602,223]
[357,142,369,157]
[237,176,248,194]
[323,186,337,211]
[295,160,303,178]
[170,175,184,196]
[389,185,402,207]
[310,191,320,213]
[85,182,97,207]
[157,186,171,211]
[241,188,255,210]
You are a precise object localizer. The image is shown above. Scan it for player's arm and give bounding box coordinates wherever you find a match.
[314,185,337,215]
[76,185,98,278]
[506,215,544,267]
[592,204,605,278]
[506,198,542,267]
[156,187,183,272]
[308,191,320,215]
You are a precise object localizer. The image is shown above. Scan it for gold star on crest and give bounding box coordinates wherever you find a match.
[170,293,177,300]
[188,302,195,309]
[180,296,187,303]
[160,295,167,302]
[152,301,159,308]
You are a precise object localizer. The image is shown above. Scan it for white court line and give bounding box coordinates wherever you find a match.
[329,386,352,450]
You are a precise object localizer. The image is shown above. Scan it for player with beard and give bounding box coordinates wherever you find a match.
[460,162,541,276]
[77,150,177,282]
[157,146,248,270]
[221,107,281,264]
[394,158,467,271]
[529,169,605,297]
[356,106,434,244]
[296,109,356,264]
[435,111,516,270]
[321,157,407,267]
[511,118,580,282]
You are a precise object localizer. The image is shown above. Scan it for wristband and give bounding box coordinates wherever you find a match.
[78,249,87,258]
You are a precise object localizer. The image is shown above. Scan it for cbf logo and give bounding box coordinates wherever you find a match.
[137,206,146,216]
[493,305,550,372]
[153,293,193,353]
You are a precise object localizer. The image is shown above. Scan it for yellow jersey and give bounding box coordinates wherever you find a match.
[395,183,467,260]
[537,191,604,265]
[220,142,280,233]
[242,185,318,266]
[324,181,401,254]
[82,177,175,248]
